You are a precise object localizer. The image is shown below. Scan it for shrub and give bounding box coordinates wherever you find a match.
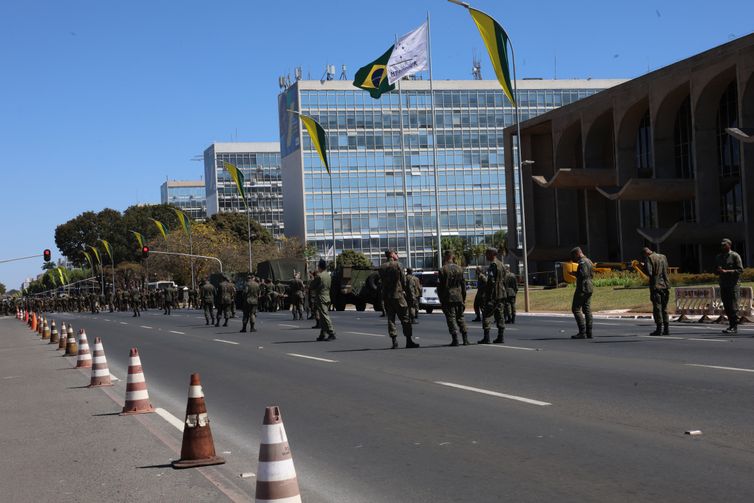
[591,270,645,288]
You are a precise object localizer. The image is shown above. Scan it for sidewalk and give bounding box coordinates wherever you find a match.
[0,317,240,503]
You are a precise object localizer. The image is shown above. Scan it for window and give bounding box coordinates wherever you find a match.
[717,82,742,223]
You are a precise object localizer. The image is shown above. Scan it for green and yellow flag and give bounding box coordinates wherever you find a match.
[82,250,93,270]
[467,7,516,106]
[130,230,145,248]
[88,245,101,265]
[99,239,113,262]
[223,162,247,207]
[173,208,191,236]
[49,271,57,287]
[150,218,168,241]
[56,267,66,286]
[298,113,330,174]
[353,46,396,99]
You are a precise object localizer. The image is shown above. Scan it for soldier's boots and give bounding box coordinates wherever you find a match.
[510,315,515,324]
[662,323,669,335]
[448,333,459,347]
[478,330,491,344]
[222,319,228,327]
[650,325,663,336]
[240,326,247,333]
[571,332,586,339]
[316,335,326,341]
[586,328,593,339]
[251,326,257,333]
[215,319,220,327]
[461,332,470,346]
[326,333,336,341]
[390,336,398,349]
[722,326,738,334]
[493,331,504,344]
[404,324,420,348]
[405,336,420,348]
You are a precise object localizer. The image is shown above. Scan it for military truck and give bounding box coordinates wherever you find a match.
[255,258,308,310]
[330,266,382,312]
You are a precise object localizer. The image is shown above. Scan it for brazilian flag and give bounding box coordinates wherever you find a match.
[223,161,248,208]
[299,113,330,175]
[468,8,516,106]
[353,46,396,99]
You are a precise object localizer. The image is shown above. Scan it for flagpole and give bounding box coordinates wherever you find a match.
[508,40,530,313]
[427,11,443,269]
[396,34,412,269]
[247,206,253,273]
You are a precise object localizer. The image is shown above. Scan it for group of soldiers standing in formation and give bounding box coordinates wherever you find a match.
[7,239,746,345]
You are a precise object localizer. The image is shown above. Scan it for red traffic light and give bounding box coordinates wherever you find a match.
[43,249,51,262]
[141,246,150,259]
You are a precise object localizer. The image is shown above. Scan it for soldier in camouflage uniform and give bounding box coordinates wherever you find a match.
[311,260,335,341]
[406,268,422,324]
[290,273,305,320]
[240,275,260,333]
[479,248,505,344]
[438,250,469,346]
[379,249,419,349]
[643,246,670,336]
[472,266,486,322]
[130,284,142,317]
[570,247,594,339]
[215,276,234,327]
[503,265,518,324]
[200,279,216,325]
[716,238,744,334]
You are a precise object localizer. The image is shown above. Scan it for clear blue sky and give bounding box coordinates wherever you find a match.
[1,0,752,290]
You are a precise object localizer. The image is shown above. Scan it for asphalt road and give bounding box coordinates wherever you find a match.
[50,307,754,502]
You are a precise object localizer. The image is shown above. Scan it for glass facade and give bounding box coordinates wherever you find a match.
[204,143,284,237]
[281,81,606,269]
[160,181,207,220]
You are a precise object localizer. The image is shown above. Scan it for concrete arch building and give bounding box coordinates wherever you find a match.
[505,34,754,274]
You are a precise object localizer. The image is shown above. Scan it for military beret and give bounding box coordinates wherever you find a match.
[384,249,395,257]
[486,247,498,255]
[721,238,732,246]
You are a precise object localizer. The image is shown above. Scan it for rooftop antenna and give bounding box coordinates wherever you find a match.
[340,64,347,80]
[278,76,287,90]
[472,50,482,80]
[294,67,302,81]
[321,64,336,83]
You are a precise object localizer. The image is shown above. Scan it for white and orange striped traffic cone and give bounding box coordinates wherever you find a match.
[75,330,92,368]
[255,406,301,503]
[60,323,71,351]
[42,319,51,340]
[121,348,154,415]
[49,321,60,345]
[172,373,225,469]
[87,337,113,387]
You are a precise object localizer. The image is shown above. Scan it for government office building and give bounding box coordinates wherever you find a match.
[505,34,754,274]
[160,180,207,220]
[203,142,285,237]
[279,79,623,269]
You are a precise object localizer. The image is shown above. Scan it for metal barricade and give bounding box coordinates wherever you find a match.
[674,287,716,322]
[737,286,753,323]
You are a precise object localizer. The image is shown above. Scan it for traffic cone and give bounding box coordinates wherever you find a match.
[49,321,60,345]
[58,323,71,350]
[37,316,42,335]
[121,348,154,415]
[39,317,46,336]
[75,330,92,368]
[42,320,51,340]
[171,373,225,469]
[255,406,301,503]
[31,313,37,332]
[87,337,113,387]
[64,325,77,354]
[24,310,29,323]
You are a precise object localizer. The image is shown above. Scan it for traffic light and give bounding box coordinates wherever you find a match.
[141,246,150,259]
[43,249,51,262]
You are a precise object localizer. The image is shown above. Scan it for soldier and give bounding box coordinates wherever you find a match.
[438,250,469,346]
[716,238,744,334]
[478,248,505,344]
[130,284,142,317]
[215,276,233,327]
[472,266,486,322]
[406,268,422,324]
[311,260,336,341]
[267,280,278,313]
[290,273,306,320]
[379,249,419,349]
[240,275,260,333]
[503,265,518,324]
[570,247,594,339]
[163,286,174,315]
[200,279,216,326]
[643,246,670,336]
[229,280,237,318]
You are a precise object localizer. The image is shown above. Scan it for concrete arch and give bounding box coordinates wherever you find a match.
[584,110,615,170]
[554,121,582,170]
[616,98,650,182]
[653,83,690,179]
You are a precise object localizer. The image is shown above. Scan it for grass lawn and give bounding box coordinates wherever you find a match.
[465,282,754,314]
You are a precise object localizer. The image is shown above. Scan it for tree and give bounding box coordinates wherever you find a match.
[0,282,5,295]
[492,230,508,255]
[122,204,181,245]
[441,237,468,267]
[207,212,272,244]
[337,249,372,268]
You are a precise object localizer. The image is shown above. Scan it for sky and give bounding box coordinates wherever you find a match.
[1,0,752,290]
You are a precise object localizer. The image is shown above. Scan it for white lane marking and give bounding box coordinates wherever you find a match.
[482,344,539,352]
[139,325,153,329]
[155,407,184,431]
[169,330,185,335]
[687,338,730,343]
[214,339,240,345]
[286,353,338,363]
[2,376,21,380]
[103,319,111,322]
[435,381,551,406]
[638,335,684,340]
[278,324,299,328]
[119,322,128,325]
[346,331,386,338]
[685,364,754,373]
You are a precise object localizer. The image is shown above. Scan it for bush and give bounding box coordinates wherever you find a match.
[591,270,645,288]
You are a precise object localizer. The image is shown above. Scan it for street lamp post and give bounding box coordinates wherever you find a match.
[519,159,535,313]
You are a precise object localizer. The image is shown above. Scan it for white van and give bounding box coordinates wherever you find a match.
[413,271,442,314]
